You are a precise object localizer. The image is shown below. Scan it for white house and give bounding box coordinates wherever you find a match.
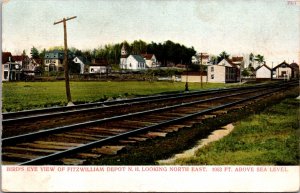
[2,62,22,81]
[125,55,146,71]
[119,42,146,71]
[255,63,271,80]
[44,50,65,72]
[89,59,111,74]
[207,59,240,83]
[27,58,42,71]
[12,55,30,69]
[89,65,110,74]
[141,54,157,68]
[272,61,293,80]
[73,56,89,74]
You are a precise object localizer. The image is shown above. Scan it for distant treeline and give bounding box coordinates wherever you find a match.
[30,40,196,66]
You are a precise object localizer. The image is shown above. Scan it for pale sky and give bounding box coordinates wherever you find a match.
[2,0,300,65]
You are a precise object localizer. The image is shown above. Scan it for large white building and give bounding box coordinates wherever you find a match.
[119,43,146,71]
[272,61,292,80]
[125,55,146,71]
[255,63,271,80]
[207,59,240,83]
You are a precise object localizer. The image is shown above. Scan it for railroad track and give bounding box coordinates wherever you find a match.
[2,82,290,138]
[3,82,281,120]
[2,81,297,165]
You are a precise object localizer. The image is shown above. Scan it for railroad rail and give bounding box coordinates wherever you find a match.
[2,81,297,165]
[2,81,293,138]
[2,81,282,120]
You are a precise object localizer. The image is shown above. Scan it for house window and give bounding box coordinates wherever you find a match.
[130,63,132,67]
[4,71,8,79]
[4,64,9,69]
[211,66,214,72]
[49,64,56,72]
[211,74,214,79]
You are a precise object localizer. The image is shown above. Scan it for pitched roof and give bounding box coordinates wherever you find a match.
[273,61,292,70]
[141,53,154,60]
[255,63,271,71]
[217,58,235,67]
[231,56,243,62]
[130,55,145,63]
[31,58,42,65]
[2,52,13,63]
[12,55,28,61]
[74,56,91,64]
[45,50,65,59]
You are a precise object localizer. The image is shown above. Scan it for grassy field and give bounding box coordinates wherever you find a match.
[2,81,232,112]
[173,98,300,165]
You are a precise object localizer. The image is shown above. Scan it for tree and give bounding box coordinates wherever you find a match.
[30,47,40,59]
[249,53,254,62]
[39,48,46,59]
[22,50,27,57]
[145,40,195,66]
[242,69,250,77]
[217,51,230,63]
[131,40,147,54]
[210,55,218,64]
[254,54,265,66]
[38,48,46,68]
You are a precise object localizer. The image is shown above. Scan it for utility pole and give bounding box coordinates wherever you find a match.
[54,16,76,106]
[185,63,189,92]
[200,53,203,88]
[199,53,207,89]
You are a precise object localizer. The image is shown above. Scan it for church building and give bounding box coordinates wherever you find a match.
[119,42,146,71]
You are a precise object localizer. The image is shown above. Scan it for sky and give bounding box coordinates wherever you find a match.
[2,0,300,65]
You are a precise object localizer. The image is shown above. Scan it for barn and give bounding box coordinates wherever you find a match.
[256,64,272,80]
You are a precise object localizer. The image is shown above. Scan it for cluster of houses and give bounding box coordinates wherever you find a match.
[119,44,158,70]
[183,54,299,83]
[256,61,299,81]
[2,52,32,81]
[1,43,158,81]
[2,48,299,83]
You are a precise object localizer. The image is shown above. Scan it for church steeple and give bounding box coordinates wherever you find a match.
[120,41,128,70]
[121,42,128,56]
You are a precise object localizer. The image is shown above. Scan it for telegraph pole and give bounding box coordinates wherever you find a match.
[198,53,208,88]
[54,16,76,105]
[185,63,189,92]
[200,53,203,88]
